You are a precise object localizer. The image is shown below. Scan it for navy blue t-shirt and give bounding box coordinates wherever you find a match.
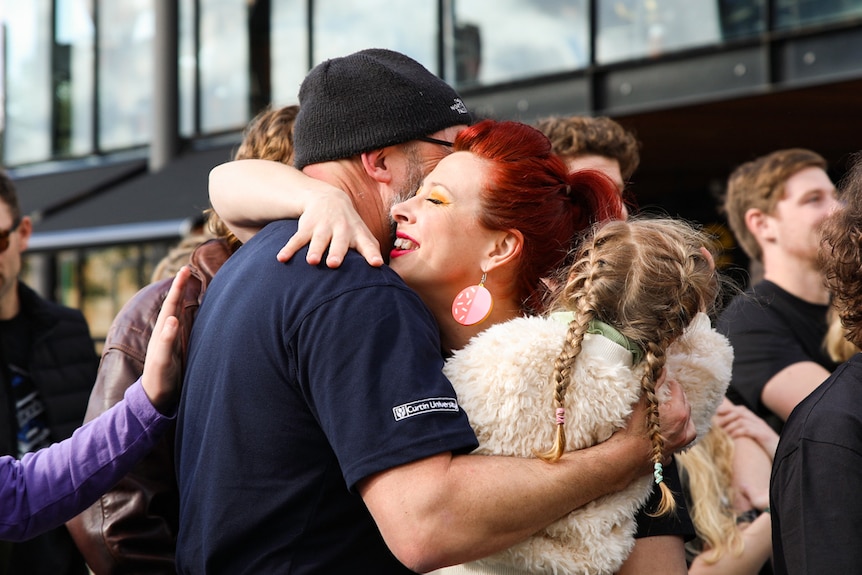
[175,220,478,574]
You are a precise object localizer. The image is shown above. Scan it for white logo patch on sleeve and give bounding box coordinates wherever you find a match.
[392,397,460,421]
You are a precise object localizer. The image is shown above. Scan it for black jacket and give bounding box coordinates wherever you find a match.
[0,281,98,455]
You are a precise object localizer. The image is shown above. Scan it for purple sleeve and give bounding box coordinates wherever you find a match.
[0,380,174,541]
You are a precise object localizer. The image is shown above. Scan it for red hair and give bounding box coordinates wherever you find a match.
[454,119,623,313]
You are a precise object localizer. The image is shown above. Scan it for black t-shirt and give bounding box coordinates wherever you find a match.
[716,280,838,432]
[634,457,696,541]
[771,353,862,574]
[0,314,42,457]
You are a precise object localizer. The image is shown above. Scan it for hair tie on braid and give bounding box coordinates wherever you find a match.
[555,407,566,425]
[653,462,664,485]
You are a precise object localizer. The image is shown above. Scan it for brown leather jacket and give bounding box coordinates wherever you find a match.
[66,239,232,574]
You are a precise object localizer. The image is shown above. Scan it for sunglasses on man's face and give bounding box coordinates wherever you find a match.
[0,218,22,254]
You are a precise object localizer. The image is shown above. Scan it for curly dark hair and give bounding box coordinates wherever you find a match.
[820,152,862,348]
[535,116,640,182]
[205,104,301,253]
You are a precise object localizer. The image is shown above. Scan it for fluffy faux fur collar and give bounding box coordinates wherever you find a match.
[435,312,732,575]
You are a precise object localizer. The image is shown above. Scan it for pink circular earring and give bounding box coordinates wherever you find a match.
[452,272,494,326]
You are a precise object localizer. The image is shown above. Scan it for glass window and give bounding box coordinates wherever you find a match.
[179,0,197,136]
[24,243,168,349]
[55,0,95,157]
[271,0,308,105]
[719,0,766,38]
[774,0,862,29]
[76,245,158,344]
[199,0,250,133]
[313,0,437,69]
[98,0,154,150]
[596,0,759,64]
[4,0,52,165]
[451,0,589,87]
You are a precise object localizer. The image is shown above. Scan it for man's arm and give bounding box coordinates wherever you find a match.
[761,361,830,421]
[617,536,688,575]
[358,381,694,573]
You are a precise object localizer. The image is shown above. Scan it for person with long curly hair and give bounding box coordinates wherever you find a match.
[771,152,862,574]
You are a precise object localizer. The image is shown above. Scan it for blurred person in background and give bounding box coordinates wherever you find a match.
[0,170,99,575]
[65,104,298,574]
[824,304,860,365]
[677,398,778,574]
[714,149,840,568]
[717,148,840,434]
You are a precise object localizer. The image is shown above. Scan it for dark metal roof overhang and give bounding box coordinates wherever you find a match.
[13,142,239,253]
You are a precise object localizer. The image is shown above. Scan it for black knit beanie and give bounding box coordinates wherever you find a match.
[293,48,473,169]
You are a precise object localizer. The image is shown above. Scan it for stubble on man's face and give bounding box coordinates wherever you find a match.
[397,143,428,204]
[388,143,432,240]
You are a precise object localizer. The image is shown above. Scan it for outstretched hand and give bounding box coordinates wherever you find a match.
[276,189,383,268]
[141,266,190,412]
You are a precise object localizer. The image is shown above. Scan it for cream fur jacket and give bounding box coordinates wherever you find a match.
[435,312,732,575]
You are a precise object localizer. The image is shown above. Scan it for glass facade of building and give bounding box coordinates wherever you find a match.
[5,0,861,167]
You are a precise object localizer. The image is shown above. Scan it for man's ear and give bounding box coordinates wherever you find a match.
[360,148,394,185]
[484,229,523,273]
[16,216,32,251]
[745,208,775,242]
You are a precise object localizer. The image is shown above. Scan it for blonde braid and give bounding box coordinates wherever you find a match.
[538,250,602,462]
[640,342,677,515]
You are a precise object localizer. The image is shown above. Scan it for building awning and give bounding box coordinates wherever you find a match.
[13,142,239,253]
[15,156,149,220]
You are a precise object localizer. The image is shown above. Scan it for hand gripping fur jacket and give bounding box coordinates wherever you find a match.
[437,312,732,575]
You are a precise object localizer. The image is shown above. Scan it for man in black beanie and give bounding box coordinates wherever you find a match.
[177,49,693,574]
[292,49,470,171]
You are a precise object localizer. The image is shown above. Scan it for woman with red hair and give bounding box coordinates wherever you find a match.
[209,119,729,574]
[385,119,621,351]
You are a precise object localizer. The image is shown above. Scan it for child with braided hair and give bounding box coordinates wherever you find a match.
[436,217,732,574]
[541,218,722,506]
